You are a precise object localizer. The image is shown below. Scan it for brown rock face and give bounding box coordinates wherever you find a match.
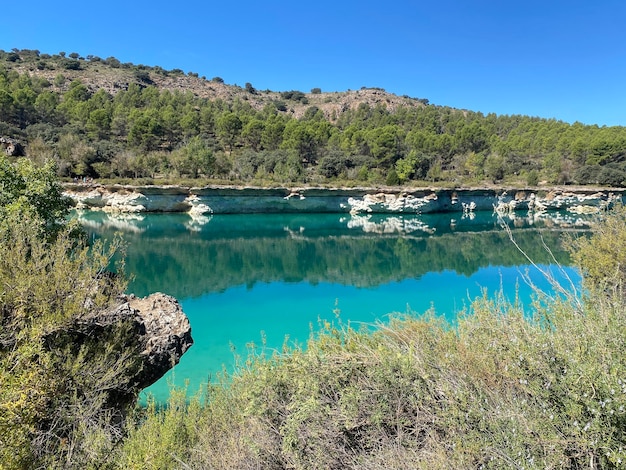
[40,292,192,414]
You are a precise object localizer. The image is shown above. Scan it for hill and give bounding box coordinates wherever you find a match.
[5,48,427,121]
[2,48,626,188]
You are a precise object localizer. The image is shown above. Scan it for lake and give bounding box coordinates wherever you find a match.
[77,210,588,402]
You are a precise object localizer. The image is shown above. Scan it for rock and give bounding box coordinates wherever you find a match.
[128,293,193,388]
[80,292,193,391]
[0,136,24,156]
[63,184,626,215]
[38,291,192,413]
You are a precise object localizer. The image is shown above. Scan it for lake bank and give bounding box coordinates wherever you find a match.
[64,183,625,215]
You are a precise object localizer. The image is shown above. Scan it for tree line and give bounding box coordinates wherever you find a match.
[2,48,626,187]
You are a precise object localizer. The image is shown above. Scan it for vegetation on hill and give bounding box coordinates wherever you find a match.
[2,48,626,188]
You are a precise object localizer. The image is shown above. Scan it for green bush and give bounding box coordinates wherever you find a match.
[0,155,136,469]
[385,168,400,185]
[526,169,539,186]
[568,204,626,296]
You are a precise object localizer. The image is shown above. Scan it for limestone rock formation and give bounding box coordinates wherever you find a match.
[82,292,193,391]
[64,184,626,215]
[128,293,194,388]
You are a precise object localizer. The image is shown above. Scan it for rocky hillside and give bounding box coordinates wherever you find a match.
[3,48,626,188]
[3,48,428,121]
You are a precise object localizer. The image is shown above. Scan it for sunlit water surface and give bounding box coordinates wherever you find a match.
[78,210,587,402]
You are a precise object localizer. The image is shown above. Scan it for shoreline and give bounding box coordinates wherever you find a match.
[63,183,626,215]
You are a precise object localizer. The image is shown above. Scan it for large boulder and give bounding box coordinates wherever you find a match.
[128,292,193,388]
[50,292,193,403]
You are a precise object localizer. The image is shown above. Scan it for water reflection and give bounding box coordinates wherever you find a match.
[76,210,590,403]
[78,209,593,239]
[78,211,591,300]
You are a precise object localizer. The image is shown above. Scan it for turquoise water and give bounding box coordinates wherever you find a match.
[78,211,586,402]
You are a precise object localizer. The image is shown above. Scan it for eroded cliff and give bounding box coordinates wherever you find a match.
[64,184,624,215]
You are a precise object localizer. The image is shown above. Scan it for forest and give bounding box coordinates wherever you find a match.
[2,48,626,188]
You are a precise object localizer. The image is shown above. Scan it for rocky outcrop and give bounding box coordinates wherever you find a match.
[39,291,192,413]
[64,184,625,215]
[67,185,191,213]
[0,136,24,156]
[346,189,622,215]
[128,293,193,388]
[81,292,193,391]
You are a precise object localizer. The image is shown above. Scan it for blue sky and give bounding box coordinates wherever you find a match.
[2,0,625,126]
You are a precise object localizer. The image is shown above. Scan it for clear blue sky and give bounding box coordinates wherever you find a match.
[2,0,625,126]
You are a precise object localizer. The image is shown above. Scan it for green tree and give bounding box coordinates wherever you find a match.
[261,115,286,150]
[0,155,71,238]
[11,85,37,127]
[395,150,431,182]
[316,149,355,179]
[526,169,540,186]
[274,150,303,182]
[0,89,13,120]
[56,133,97,177]
[171,136,214,178]
[484,153,505,182]
[463,151,486,179]
[179,107,200,138]
[128,108,164,151]
[241,118,264,151]
[456,121,489,154]
[217,112,242,153]
[365,124,405,168]
[385,168,400,185]
[34,90,59,122]
[86,108,112,140]
[281,120,319,164]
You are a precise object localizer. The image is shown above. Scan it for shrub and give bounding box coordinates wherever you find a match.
[385,168,400,185]
[280,90,308,104]
[0,156,137,468]
[0,212,133,468]
[526,169,539,186]
[567,204,626,296]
